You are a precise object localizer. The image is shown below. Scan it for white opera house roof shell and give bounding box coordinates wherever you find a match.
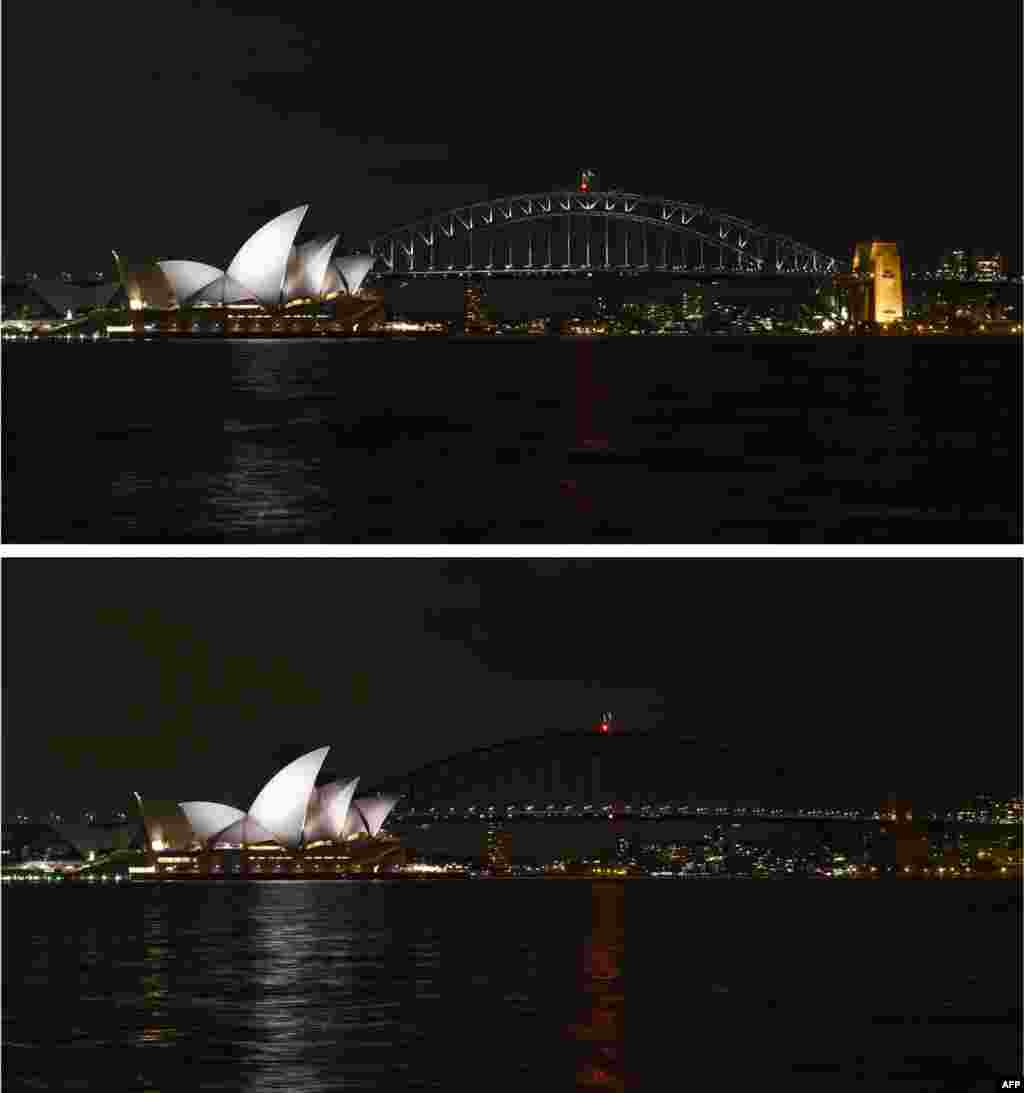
[142,747,399,852]
[116,206,375,310]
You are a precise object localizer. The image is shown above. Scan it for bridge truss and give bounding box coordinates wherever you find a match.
[368,191,844,279]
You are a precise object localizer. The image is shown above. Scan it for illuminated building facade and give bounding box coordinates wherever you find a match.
[972,252,1007,281]
[485,827,512,873]
[870,795,929,874]
[937,249,969,279]
[937,249,1006,281]
[463,281,494,334]
[849,240,904,324]
[561,319,609,336]
[113,207,376,314]
[133,747,402,878]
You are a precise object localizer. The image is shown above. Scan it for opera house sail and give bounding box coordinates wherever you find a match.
[284,234,341,304]
[334,254,375,297]
[225,205,309,308]
[110,206,382,333]
[133,747,402,877]
[247,745,329,849]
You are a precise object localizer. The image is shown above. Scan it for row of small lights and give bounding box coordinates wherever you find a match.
[4,862,1014,880]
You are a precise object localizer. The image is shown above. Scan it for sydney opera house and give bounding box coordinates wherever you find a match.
[135,747,403,878]
[111,205,384,335]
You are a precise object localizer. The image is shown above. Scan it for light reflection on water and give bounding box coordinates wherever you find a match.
[571,882,625,1091]
[4,880,1020,1090]
[4,338,1019,543]
[203,444,330,538]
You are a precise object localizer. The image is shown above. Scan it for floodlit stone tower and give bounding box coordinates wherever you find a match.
[850,240,904,324]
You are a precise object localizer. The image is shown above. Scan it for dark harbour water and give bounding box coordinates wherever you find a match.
[3,337,1020,543]
[3,881,1020,1092]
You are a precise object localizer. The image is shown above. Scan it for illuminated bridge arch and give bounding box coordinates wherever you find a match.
[368,191,843,279]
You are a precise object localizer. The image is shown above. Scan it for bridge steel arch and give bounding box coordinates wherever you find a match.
[363,730,766,814]
[368,191,843,279]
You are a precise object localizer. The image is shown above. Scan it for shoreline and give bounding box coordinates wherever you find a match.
[2,332,1020,345]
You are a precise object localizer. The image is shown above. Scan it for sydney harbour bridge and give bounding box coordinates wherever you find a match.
[362,726,927,827]
[367,184,846,281]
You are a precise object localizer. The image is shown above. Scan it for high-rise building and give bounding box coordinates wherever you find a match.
[937,249,969,279]
[464,282,482,326]
[485,827,512,873]
[849,240,904,324]
[973,253,1007,281]
[463,281,494,334]
[872,794,929,874]
[937,250,1006,281]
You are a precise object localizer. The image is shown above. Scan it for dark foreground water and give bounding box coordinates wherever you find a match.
[3,881,1020,1091]
[3,337,1020,542]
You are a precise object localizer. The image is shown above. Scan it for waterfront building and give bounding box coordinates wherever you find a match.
[972,253,1007,281]
[378,318,447,334]
[561,318,608,335]
[131,797,192,852]
[463,280,495,334]
[134,747,402,877]
[464,282,482,327]
[936,249,1007,281]
[485,827,512,873]
[112,206,375,314]
[937,249,968,279]
[463,281,482,332]
[871,795,930,874]
[848,240,904,325]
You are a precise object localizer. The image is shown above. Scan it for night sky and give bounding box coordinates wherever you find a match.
[2,3,1021,276]
[2,560,1020,813]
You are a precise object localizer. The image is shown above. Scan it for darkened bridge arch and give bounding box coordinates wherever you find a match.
[368,191,844,278]
[364,730,797,812]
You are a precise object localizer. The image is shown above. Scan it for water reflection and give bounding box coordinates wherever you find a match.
[202,442,330,537]
[5,337,1020,543]
[570,882,626,1090]
[140,898,175,1047]
[239,886,335,1093]
[5,874,1017,1089]
[560,345,609,519]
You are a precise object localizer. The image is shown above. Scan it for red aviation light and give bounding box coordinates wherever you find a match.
[599,722,609,734]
